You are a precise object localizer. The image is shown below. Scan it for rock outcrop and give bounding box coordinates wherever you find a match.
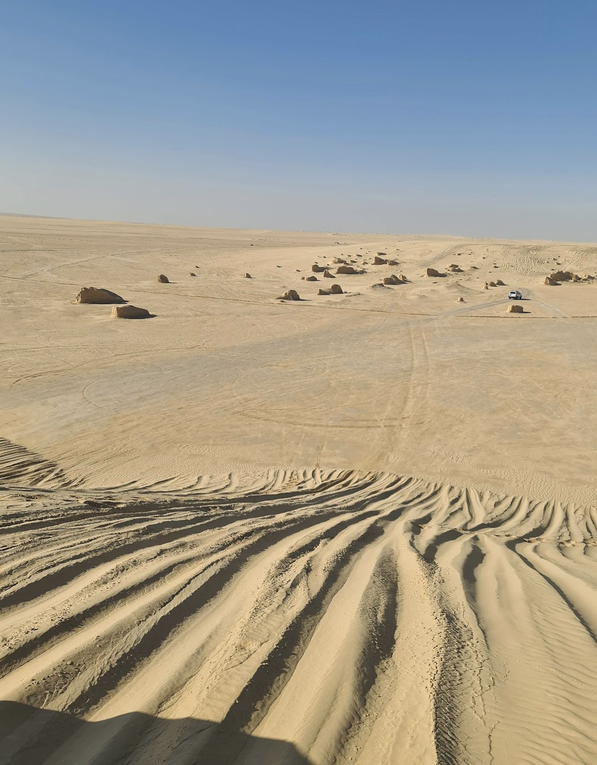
[76,287,125,304]
[111,305,152,319]
[280,290,301,301]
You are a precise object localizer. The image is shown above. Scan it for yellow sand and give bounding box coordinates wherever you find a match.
[1,215,596,764]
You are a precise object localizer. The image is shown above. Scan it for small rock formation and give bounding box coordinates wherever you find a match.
[305,275,318,281]
[398,273,408,283]
[496,279,505,286]
[544,276,558,285]
[376,252,387,257]
[383,274,401,285]
[323,270,335,278]
[244,273,252,278]
[489,281,497,287]
[483,283,489,290]
[280,289,301,301]
[507,304,524,313]
[337,265,359,274]
[111,305,151,319]
[190,272,197,277]
[311,264,326,273]
[333,257,347,264]
[447,263,463,272]
[76,287,125,304]
[457,297,465,302]
[330,283,343,294]
[387,259,399,266]
[549,270,577,282]
[426,267,445,277]
[157,274,169,283]
[374,256,387,265]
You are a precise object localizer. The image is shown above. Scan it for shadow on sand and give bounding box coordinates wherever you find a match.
[0,701,313,765]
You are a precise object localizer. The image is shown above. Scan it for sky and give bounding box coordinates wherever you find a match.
[1,0,596,240]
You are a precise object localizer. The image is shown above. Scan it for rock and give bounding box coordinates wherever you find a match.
[323,270,335,278]
[318,288,329,295]
[305,275,318,281]
[398,273,408,283]
[190,272,197,277]
[330,283,343,294]
[507,304,524,313]
[376,252,387,256]
[447,263,463,272]
[544,276,558,285]
[457,297,465,302]
[311,264,325,272]
[383,274,401,285]
[496,279,505,286]
[244,273,252,278]
[333,257,347,264]
[336,265,359,274]
[426,267,445,277]
[76,287,125,304]
[374,256,387,265]
[489,281,497,287]
[483,284,489,290]
[157,274,169,283]
[111,305,152,319]
[387,259,399,266]
[280,289,301,301]
[371,283,387,289]
[549,270,576,282]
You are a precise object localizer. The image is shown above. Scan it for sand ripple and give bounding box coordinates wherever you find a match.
[1,471,597,763]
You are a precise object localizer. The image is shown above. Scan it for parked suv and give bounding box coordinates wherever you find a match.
[508,290,523,300]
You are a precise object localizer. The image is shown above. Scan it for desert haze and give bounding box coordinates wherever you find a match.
[1,214,597,764]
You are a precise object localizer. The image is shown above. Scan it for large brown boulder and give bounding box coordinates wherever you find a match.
[76,287,125,304]
[280,289,301,301]
[507,304,524,313]
[157,274,169,283]
[111,305,151,319]
[330,283,343,294]
[336,265,358,274]
[426,267,445,277]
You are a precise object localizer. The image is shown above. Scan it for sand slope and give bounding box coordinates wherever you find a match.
[1,215,597,763]
[1,473,597,764]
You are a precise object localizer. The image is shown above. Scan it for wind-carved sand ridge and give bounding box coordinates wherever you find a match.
[1,471,597,764]
[1,215,597,763]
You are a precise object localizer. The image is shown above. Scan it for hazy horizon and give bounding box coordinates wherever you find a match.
[2,0,597,241]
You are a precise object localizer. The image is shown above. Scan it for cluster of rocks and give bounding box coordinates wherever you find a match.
[76,287,152,319]
[544,270,593,285]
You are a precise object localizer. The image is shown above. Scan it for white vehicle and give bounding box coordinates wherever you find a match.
[508,290,523,300]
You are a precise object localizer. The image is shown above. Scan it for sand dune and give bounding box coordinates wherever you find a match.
[1,215,597,763]
[1,471,597,764]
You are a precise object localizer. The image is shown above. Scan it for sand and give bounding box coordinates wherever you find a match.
[1,214,597,764]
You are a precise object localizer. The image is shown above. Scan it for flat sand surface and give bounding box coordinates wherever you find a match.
[1,215,597,763]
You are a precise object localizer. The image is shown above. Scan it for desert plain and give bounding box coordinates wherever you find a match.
[1,214,597,764]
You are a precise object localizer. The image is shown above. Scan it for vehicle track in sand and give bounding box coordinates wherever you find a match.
[1,474,597,764]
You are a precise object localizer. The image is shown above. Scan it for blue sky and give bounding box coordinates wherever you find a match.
[1,0,596,239]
